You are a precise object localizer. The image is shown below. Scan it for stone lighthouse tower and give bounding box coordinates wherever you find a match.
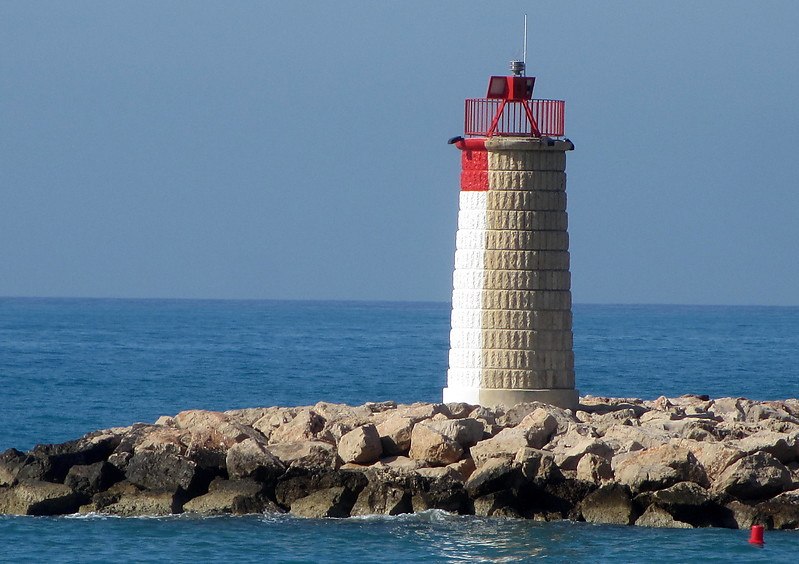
[443,60,578,410]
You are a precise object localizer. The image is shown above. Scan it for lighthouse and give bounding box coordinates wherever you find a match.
[443,59,578,411]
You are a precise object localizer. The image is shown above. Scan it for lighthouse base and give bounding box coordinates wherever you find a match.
[443,387,579,412]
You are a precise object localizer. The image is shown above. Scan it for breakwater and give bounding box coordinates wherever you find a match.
[2,396,798,529]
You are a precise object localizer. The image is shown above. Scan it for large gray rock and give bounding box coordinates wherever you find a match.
[267,441,338,470]
[0,448,26,486]
[613,443,707,493]
[759,490,799,529]
[472,491,521,518]
[516,408,558,447]
[268,409,328,445]
[350,482,412,516]
[226,438,286,482]
[376,416,414,456]
[515,448,562,484]
[393,403,448,423]
[410,474,469,514]
[670,439,744,484]
[274,469,368,509]
[0,480,82,515]
[102,489,181,516]
[464,458,520,498]
[408,423,463,466]
[421,418,485,449]
[338,424,382,465]
[125,450,203,494]
[579,483,635,525]
[734,430,799,464]
[639,481,712,508]
[601,424,674,452]
[713,452,792,500]
[634,505,693,529]
[576,453,613,484]
[183,478,281,515]
[17,430,123,483]
[64,461,119,497]
[173,409,261,450]
[290,486,356,518]
[252,408,298,441]
[550,434,613,471]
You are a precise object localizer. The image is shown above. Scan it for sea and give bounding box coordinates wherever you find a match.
[0,298,797,562]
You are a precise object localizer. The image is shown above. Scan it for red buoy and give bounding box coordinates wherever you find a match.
[748,524,765,546]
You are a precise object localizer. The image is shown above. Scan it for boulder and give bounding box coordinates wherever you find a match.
[0,448,26,486]
[759,490,799,529]
[408,423,463,466]
[174,409,263,454]
[708,397,746,422]
[102,489,182,516]
[469,428,530,467]
[274,469,368,509]
[515,448,562,484]
[0,480,82,515]
[350,482,412,516]
[734,430,799,464]
[639,481,712,508]
[125,450,204,494]
[64,462,119,497]
[127,426,187,456]
[499,403,573,434]
[464,458,520,498]
[601,424,674,452]
[416,466,462,481]
[444,402,473,419]
[420,418,485,449]
[290,486,356,518]
[723,500,760,529]
[744,402,799,425]
[549,434,613,471]
[591,409,640,434]
[670,439,744,484]
[223,407,274,428]
[393,403,448,423]
[183,478,281,515]
[337,424,382,465]
[516,408,558,448]
[579,484,635,525]
[578,396,648,417]
[268,409,327,445]
[376,416,414,456]
[17,430,123,483]
[468,406,499,426]
[613,443,707,493]
[472,491,521,518]
[576,453,613,484]
[251,408,299,441]
[410,474,468,514]
[448,457,476,481]
[713,452,792,500]
[374,456,427,474]
[226,438,286,482]
[267,441,338,470]
[634,505,693,528]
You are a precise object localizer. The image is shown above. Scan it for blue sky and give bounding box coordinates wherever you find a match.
[2,1,797,305]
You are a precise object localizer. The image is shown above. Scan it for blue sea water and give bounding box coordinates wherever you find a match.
[1,298,798,561]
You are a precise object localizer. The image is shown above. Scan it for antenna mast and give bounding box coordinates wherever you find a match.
[523,14,528,75]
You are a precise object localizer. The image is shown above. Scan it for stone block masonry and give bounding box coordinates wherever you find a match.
[444,138,578,410]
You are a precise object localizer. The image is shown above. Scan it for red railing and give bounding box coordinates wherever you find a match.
[464,98,565,138]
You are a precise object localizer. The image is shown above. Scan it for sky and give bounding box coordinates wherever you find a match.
[1,1,798,305]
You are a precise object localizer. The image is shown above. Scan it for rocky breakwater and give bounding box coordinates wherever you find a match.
[2,396,799,529]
